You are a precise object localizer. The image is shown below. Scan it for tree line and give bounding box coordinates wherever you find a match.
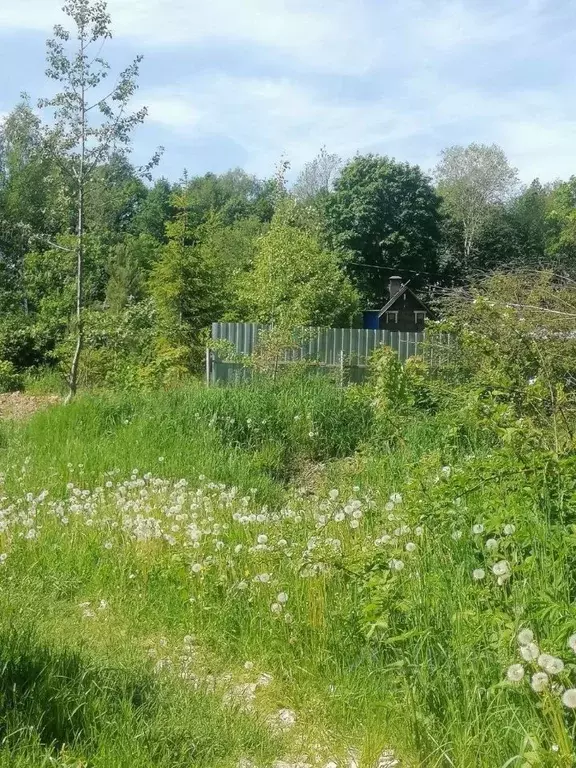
[1,0,576,394]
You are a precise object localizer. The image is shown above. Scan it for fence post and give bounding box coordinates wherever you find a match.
[205,348,211,387]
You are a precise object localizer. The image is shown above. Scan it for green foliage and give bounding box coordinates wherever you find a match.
[244,199,360,327]
[0,361,23,392]
[325,154,441,305]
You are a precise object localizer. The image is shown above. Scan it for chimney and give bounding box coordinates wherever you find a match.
[388,276,403,300]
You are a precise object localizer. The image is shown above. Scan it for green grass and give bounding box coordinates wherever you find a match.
[0,379,575,766]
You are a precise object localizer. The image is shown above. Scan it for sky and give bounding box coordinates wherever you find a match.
[0,0,575,184]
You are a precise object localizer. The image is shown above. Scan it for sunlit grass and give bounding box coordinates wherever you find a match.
[0,380,575,766]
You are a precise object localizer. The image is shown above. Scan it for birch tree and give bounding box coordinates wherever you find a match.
[40,0,153,401]
[434,143,519,266]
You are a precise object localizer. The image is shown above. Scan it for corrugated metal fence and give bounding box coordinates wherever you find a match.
[209,323,452,385]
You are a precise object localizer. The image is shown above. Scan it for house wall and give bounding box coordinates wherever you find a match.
[378,290,430,331]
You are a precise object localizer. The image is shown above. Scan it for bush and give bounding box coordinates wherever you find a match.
[0,361,23,393]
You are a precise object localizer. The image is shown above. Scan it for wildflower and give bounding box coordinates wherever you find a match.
[531,672,549,692]
[451,530,462,541]
[538,654,564,675]
[350,519,360,529]
[329,490,339,501]
[567,633,576,653]
[415,526,424,536]
[520,643,540,662]
[334,511,345,522]
[503,524,516,536]
[485,538,499,551]
[103,541,113,550]
[0,554,7,565]
[256,673,273,686]
[98,600,108,610]
[562,689,576,709]
[472,524,484,535]
[244,661,254,671]
[257,534,268,545]
[191,563,202,574]
[405,542,417,553]
[271,602,283,614]
[388,559,405,572]
[390,493,403,504]
[234,544,243,554]
[441,466,451,477]
[472,568,485,581]
[158,456,165,462]
[277,592,289,604]
[506,664,525,683]
[517,628,534,646]
[237,581,248,590]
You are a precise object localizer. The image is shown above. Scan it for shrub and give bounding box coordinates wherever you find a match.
[0,361,23,393]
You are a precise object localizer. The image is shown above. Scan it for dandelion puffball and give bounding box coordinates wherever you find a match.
[506,664,525,683]
[538,654,564,675]
[472,524,484,535]
[567,633,576,653]
[531,672,549,692]
[492,560,510,577]
[503,524,516,535]
[517,628,534,646]
[562,689,576,709]
[472,568,485,581]
[485,538,499,551]
[520,643,539,661]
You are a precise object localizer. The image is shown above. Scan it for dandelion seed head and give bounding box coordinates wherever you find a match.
[506,664,525,683]
[538,654,564,675]
[531,672,549,692]
[472,524,484,535]
[472,568,485,581]
[562,689,576,709]
[492,560,510,577]
[520,643,539,661]
[503,524,516,536]
[517,629,534,646]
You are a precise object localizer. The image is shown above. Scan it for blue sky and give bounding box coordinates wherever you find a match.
[1,0,575,184]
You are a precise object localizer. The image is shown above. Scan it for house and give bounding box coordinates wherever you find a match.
[362,276,435,332]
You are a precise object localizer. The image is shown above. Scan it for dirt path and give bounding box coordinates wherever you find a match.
[0,392,60,420]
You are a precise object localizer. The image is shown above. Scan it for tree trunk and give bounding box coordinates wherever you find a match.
[65,48,86,404]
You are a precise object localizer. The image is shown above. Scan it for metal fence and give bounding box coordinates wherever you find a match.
[208,323,452,385]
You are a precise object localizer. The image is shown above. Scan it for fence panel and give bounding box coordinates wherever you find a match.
[210,323,447,385]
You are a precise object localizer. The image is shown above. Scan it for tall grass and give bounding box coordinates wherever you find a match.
[0,378,575,766]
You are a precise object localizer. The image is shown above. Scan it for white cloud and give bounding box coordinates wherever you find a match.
[0,0,376,74]
[139,75,427,176]
[3,0,576,181]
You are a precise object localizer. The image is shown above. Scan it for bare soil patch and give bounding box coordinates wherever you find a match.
[0,392,60,420]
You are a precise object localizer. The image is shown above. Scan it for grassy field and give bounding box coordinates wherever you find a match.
[0,376,575,767]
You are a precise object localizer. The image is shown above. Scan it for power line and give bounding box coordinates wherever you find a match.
[346,261,446,279]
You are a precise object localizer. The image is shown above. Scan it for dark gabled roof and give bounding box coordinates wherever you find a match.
[377,284,434,317]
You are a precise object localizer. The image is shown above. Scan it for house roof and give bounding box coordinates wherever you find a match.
[377,284,434,318]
